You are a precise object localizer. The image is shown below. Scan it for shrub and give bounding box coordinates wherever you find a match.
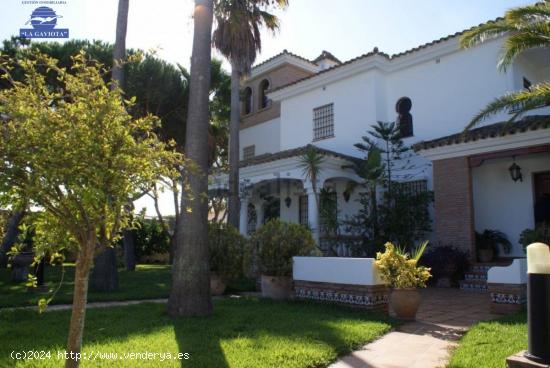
[133,218,170,260]
[420,245,470,287]
[250,219,317,277]
[208,223,247,280]
[519,224,550,251]
[476,229,511,255]
[375,242,431,289]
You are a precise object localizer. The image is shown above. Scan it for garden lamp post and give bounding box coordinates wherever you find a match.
[525,242,550,364]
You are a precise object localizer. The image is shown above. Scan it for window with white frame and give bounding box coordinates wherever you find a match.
[243,145,255,160]
[313,103,334,141]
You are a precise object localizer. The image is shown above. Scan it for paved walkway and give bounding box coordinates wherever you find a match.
[330,288,499,368]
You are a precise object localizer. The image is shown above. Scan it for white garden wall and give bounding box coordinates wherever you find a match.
[293,257,384,285]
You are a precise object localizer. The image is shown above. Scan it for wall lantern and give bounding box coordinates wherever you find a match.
[509,157,523,182]
[285,196,292,208]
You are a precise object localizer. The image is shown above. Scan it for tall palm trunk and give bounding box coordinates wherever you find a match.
[90,0,131,288]
[167,0,214,317]
[112,0,130,89]
[0,207,26,268]
[227,62,241,228]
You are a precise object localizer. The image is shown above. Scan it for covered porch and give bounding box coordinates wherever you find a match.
[414,115,550,259]
[210,145,363,252]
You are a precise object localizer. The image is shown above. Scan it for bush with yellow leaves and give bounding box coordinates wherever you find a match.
[375,242,431,289]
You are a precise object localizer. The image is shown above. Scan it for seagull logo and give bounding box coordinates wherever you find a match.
[25,15,63,25]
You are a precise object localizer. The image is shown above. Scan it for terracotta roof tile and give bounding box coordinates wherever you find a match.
[269,17,505,94]
[239,144,363,168]
[413,115,550,152]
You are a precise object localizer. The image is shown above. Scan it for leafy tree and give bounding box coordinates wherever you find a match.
[168,0,215,317]
[460,0,550,128]
[0,52,180,367]
[345,122,432,256]
[213,0,288,228]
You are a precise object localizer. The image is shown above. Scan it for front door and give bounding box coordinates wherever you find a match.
[534,171,550,224]
[263,196,280,224]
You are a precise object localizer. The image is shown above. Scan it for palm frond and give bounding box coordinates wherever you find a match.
[465,81,550,130]
[499,23,550,69]
[460,21,511,49]
[411,240,429,262]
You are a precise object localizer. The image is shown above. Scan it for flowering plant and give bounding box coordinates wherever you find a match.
[375,242,431,289]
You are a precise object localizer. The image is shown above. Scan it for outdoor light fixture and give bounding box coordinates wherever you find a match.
[285,196,292,208]
[509,157,523,182]
[524,242,550,364]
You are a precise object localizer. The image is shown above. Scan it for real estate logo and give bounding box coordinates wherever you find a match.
[20,6,69,39]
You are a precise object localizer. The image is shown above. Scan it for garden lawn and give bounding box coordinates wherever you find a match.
[448,311,527,368]
[0,264,255,308]
[0,298,394,368]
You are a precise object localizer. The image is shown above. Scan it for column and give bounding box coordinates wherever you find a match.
[304,184,320,244]
[239,196,249,235]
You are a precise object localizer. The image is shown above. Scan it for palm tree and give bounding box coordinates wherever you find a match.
[299,146,325,211]
[112,0,130,89]
[168,0,215,317]
[460,0,550,129]
[90,0,131,291]
[213,0,288,228]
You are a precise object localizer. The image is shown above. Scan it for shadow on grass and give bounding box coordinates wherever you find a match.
[0,297,394,367]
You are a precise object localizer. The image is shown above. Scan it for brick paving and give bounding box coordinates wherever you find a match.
[330,288,499,368]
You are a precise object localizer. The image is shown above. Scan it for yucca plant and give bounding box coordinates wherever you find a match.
[460,0,550,129]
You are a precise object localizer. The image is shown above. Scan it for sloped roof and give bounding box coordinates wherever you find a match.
[313,50,342,65]
[269,17,505,94]
[240,144,363,168]
[413,115,550,152]
[251,49,317,71]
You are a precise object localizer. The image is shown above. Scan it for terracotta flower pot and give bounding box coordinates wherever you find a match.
[261,275,293,300]
[210,274,227,296]
[390,288,421,320]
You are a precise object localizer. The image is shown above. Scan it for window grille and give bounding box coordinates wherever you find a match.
[313,103,334,141]
[397,180,428,196]
[299,195,308,226]
[243,145,255,160]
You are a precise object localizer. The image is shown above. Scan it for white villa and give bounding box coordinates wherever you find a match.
[210,19,550,260]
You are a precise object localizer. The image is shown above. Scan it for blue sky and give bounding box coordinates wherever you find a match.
[0,0,535,71]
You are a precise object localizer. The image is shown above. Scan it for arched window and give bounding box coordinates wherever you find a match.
[396,97,413,138]
[259,79,271,109]
[243,87,253,115]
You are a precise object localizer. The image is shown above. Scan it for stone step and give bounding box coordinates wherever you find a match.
[459,279,488,293]
[463,272,488,281]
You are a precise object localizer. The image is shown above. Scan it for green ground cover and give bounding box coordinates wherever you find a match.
[448,311,527,368]
[0,298,394,368]
[0,264,255,308]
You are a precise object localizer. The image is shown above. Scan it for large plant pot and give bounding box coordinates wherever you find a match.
[10,252,34,283]
[210,274,227,296]
[477,249,494,263]
[261,275,293,300]
[390,288,422,320]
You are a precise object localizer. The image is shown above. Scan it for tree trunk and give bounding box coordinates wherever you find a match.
[0,207,26,268]
[167,0,213,317]
[65,234,95,368]
[89,247,119,291]
[122,229,136,271]
[112,0,130,89]
[227,63,241,228]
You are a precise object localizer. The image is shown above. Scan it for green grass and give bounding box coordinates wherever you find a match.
[0,264,255,308]
[448,312,527,368]
[0,298,394,368]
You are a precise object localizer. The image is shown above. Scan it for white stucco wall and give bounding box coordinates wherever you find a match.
[472,153,550,257]
[239,117,281,160]
[293,257,384,285]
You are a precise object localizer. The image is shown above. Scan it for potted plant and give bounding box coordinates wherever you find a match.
[475,230,512,263]
[375,241,431,320]
[249,219,316,299]
[519,224,550,252]
[208,223,247,296]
